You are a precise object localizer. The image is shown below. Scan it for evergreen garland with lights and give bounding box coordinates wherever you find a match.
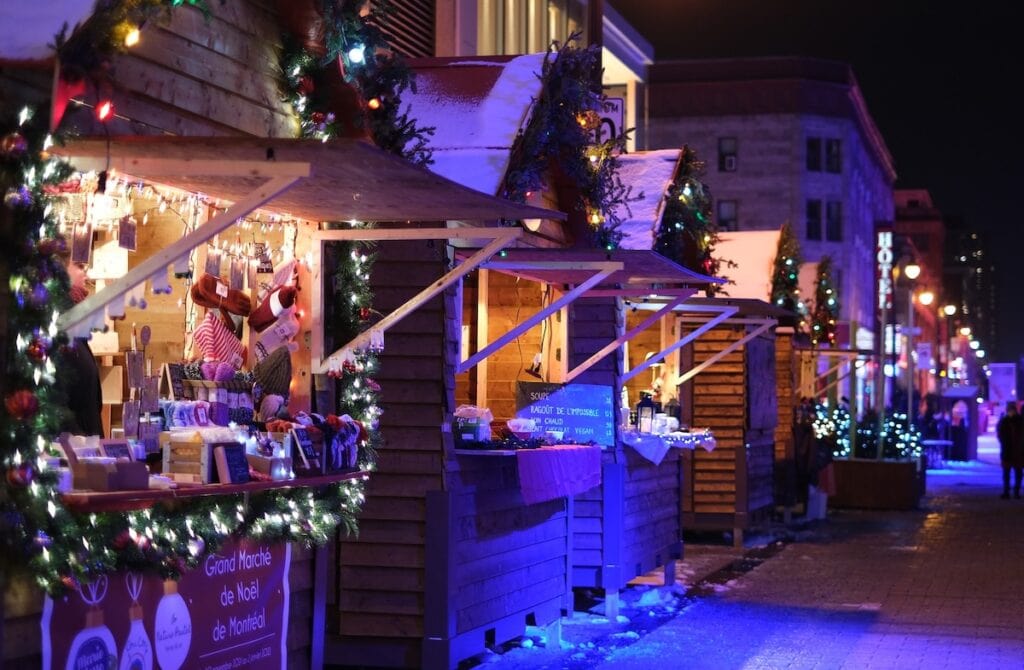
[502,34,634,249]
[654,145,733,289]
[770,221,805,318]
[810,255,840,347]
[279,0,434,165]
[0,109,369,594]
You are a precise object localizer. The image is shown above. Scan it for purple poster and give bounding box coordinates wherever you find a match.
[42,539,290,670]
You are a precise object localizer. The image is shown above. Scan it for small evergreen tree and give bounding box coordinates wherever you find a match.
[769,221,803,313]
[810,255,840,347]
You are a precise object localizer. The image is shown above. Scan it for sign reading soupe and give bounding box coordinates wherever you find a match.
[42,539,290,670]
[515,382,615,447]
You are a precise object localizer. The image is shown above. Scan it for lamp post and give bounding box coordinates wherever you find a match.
[902,264,921,427]
[942,304,956,391]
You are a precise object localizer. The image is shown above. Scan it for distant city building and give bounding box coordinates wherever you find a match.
[944,215,997,358]
[644,57,897,346]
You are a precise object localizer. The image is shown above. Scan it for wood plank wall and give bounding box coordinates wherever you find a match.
[457,272,548,422]
[679,326,777,529]
[774,333,798,506]
[623,308,663,412]
[335,240,449,650]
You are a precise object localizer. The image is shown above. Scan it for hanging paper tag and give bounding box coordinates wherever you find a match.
[71,220,93,264]
[229,258,245,290]
[205,249,222,278]
[118,215,137,250]
[215,281,228,299]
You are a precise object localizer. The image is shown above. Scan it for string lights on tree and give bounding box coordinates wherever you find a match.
[502,34,635,250]
[654,146,733,290]
[810,255,840,347]
[770,221,806,322]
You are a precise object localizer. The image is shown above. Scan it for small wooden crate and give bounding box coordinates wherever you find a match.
[161,431,213,483]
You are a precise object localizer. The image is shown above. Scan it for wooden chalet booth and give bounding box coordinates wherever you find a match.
[627,298,783,547]
[0,133,558,670]
[458,247,719,620]
[549,150,723,615]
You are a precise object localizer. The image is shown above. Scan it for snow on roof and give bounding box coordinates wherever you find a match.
[404,54,547,196]
[714,230,782,301]
[613,149,682,250]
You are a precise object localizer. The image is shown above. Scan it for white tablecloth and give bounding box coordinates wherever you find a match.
[622,430,717,465]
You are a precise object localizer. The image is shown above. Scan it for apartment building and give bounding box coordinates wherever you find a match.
[645,57,897,345]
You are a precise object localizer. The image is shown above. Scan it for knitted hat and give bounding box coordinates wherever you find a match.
[249,286,297,333]
[253,346,292,398]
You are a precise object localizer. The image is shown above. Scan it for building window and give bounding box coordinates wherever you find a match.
[825,139,842,173]
[806,137,822,172]
[825,201,842,241]
[718,137,737,172]
[806,199,822,241]
[717,200,737,230]
[478,0,585,55]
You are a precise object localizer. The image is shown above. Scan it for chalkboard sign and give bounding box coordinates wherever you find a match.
[101,439,133,461]
[515,381,615,447]
[290,427,322,473]
[213,442,250,484]
[161,363,186,400]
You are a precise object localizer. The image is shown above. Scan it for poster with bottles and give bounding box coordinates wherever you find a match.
[42,539,290,670]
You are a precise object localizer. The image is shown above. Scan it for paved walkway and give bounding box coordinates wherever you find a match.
[476,435,1024,669]
[593,439,1024,669]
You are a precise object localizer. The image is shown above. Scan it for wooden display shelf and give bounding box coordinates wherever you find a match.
[61,469,366,513]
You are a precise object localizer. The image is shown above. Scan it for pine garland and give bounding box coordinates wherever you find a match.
[502,34,635,249]
[280,0,434,165]
[810,255,840,347]
[654,146,733,291]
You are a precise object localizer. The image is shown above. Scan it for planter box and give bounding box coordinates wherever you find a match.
[829,458,926,510]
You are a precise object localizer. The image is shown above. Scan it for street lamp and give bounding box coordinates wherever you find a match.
[905,285,930,425]
[941,304,956,389]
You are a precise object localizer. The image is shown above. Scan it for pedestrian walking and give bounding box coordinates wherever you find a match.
[996,401,1024,499]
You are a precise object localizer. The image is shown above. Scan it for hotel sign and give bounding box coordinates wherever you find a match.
[876,227,894,311]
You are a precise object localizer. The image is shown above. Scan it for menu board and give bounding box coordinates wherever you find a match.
[515,382,615,447]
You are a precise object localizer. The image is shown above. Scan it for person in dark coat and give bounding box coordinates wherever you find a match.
[996,402,1024,499]
[57,259,104,437]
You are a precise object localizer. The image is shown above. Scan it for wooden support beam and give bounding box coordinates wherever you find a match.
[58,175,302,337]
[311,228,522,373]
[622,304,738,386]
[566,292,694,383]
[458,262,621,374]
[66,157,311,180]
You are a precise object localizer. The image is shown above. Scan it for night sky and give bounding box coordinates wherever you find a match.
[612,0,1024,363]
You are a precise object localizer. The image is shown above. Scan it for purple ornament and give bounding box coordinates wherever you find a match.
[3,186,32,209]
[27,283,49,308]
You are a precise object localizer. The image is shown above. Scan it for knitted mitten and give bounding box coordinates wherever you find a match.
[249,286,297,333]
[191,273,252,316]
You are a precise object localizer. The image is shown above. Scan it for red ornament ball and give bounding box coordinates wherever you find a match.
[5,390,39,421]
[297,76,315,95]
[310,111,326,124]
[1,132,28,157]
[359,307,371,320]
[26,338,48,362]
[61,575,80,592]
[5,463,33,488]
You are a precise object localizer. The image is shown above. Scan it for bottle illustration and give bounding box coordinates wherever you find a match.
[153,579,192,670]
[65,576,117,670]
[119,573,153,670]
